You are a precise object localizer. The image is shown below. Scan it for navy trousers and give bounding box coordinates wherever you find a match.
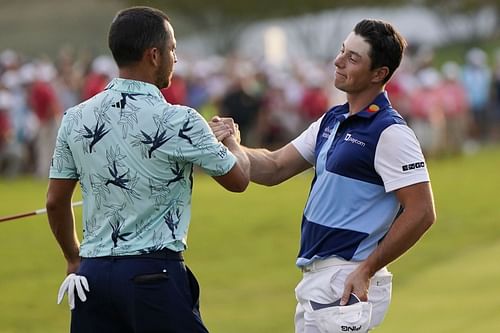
[71,255,209,333]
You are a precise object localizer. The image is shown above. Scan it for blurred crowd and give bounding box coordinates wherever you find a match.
[1,45,500,178]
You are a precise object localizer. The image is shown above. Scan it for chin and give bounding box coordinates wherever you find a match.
[163,75,174,89]
[333,81,345,92]
[157,79,170,90]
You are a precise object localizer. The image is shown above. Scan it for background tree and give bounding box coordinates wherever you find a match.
[419,0,499,40]
[129,0,406,54]
[129,0,498,56]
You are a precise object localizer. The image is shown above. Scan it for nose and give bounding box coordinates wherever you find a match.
[173,50,178,63]
[334,53,344,68]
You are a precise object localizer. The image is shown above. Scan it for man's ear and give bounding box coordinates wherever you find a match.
[145,48,160,67]
[372,66,389,84]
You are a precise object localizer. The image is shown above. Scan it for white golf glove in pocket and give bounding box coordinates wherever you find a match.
[305,301,372,333]
[57,273,89,310]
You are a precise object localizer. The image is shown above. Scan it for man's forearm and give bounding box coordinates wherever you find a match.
[223,137,250,179]
[243,143,311,186]
[360,201,435,277]
[243,147,282,186]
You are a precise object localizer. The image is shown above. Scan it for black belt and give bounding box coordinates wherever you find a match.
[86,248,184,261]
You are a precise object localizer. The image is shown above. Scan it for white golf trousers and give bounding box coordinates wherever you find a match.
[295,257,392,333]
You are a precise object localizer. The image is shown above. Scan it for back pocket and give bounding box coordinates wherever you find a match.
[132,272,169,285]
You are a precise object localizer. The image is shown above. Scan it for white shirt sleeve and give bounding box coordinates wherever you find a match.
[375,124,430,192]
[291,115,325,165]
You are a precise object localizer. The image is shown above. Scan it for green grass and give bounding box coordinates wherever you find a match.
[1,145,500,332]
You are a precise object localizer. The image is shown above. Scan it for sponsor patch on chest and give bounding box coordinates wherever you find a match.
[344,133,366,147]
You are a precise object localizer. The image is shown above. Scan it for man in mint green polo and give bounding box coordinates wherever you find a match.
[46,6,249,333]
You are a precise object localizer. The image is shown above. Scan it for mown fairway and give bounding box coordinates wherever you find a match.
[0,146,499,332]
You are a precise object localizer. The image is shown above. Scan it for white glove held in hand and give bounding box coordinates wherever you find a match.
[57,273,89,310]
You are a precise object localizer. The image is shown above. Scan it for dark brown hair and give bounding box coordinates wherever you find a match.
[108,6,170,67]
[354,19,407,83]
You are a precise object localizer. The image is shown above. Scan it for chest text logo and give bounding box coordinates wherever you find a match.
[344,133,366,147]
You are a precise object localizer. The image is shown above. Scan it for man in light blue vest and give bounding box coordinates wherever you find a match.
[46,6,249,333]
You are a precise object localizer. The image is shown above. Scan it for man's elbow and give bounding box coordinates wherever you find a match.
[213,171,250,193]
[422,205,437,230]
[227,178,249,193]
[45,195,59,213]
[45,193,70,214]
[228,162,250,192]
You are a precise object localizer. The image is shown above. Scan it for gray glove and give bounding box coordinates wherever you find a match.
[57,273,89,310]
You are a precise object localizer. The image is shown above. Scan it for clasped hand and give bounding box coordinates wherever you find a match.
[57,273,90,310]
[209,116,240,143]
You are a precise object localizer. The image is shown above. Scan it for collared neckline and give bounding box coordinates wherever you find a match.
[105,78,165,100]
[333,91,391,119]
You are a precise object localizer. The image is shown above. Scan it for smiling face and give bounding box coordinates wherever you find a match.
[333,32,386,94]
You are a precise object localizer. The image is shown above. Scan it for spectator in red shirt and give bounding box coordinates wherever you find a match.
[409,68,446,157]
[298,70,329,123]
[81,55,117,100]
[438,61,469,154]
[0,95,11,146]
[25,62,63,177]
[0,90,22,177]
[300,85,329,122]
[161,73,187,105]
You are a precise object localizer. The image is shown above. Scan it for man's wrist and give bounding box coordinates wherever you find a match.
[222,135,239,147]
[358,260,378,278]
[64,247,81,265]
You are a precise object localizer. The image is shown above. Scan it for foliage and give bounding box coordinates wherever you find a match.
[126,0,499,55]
[129,0,498,27]
[420,0,498,12]
[130,0,399,25]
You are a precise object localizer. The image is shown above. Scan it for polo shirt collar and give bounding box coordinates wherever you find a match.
[105,78,165,100]
[333,91,391,119]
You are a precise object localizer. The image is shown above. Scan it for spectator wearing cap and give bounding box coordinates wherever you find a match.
[438,61,470,154]
[0,90,23,177]
[81,55,118,100]
[25,61,63,178]
[409,67,446,157]
[462,47,492,142]
[298,67,329,124]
